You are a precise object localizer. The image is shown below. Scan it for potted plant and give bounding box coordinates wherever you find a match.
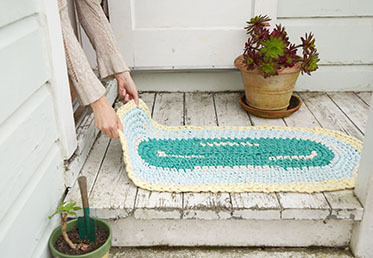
[234,15,320,111]
[48,179,112,258]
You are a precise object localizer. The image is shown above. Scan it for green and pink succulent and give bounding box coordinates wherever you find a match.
[243,15,320,78]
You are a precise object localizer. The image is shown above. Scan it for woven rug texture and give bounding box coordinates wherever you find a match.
[116,99,362,193]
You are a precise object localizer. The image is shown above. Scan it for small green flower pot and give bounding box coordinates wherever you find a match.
[49,218,112,258]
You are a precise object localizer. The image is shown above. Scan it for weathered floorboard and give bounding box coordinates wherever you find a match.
[328,92,369,134]
[283,92,321,128]
[283,92,364,221]
[276,93,334,220]
[89,139,137,219]
[183,192,232,220]
[134,189,183,219]
[65,134,110,205]
[231,192,281,220]
[214,92,281,219]
[277,192,331,220]
[355,91,372,106]
[139,92,156,109]
[323,190,363,220]
[250,115,286,127]
[183,93,232,219]
[213,92,251,126]
[115,92,155,110]
[152,93,184,126]
[133,93,184,219]
[185,93,217,126]
[233,93,330,220]
[79,91,368,221]
[298,92,364,141]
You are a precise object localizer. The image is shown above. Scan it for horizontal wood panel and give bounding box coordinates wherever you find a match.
[278,17,373,65]
[132,29,246,68]
[0,87,58,222]
[129,17,373,68]
[278,0,373,18]
[295,65,373,91]
[0,0,40,28]
[0,17,50,124]
[131,65,373,92]
[134,0,252,28]
[0,145,64,258]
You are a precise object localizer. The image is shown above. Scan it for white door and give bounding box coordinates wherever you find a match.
[109,0,277,70]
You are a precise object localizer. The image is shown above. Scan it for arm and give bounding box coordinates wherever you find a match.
[58,0,123,138]
[75,0,139,105]
[58,0,106,106]
[74,0,129,79]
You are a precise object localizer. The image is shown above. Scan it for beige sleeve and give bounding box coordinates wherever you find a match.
[58,0,106,106]
[75,0,130,80]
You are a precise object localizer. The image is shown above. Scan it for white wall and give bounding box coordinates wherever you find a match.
[0,0,69,257]
[107,0,373,92]
[277,0,373,91]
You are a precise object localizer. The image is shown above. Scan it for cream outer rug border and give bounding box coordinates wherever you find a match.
[116,99,363,193]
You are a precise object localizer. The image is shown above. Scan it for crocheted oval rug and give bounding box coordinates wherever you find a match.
[117,100,362,193]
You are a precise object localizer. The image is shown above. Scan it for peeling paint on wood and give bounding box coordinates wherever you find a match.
[134,93,183,219]
[327,92,369,135]
[324,190,363,220]
[89,140,137,219]
[65,80,118,187]
[67,92,367,223]
[231,193,281,220]
[183,93,233,220]
[298,92,364,141]
[355,91,372,106]
[278,192,331,220]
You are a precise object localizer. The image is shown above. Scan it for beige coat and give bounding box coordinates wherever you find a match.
[58,0,130,106]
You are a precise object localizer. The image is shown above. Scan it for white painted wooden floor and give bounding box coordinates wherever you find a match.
[65,91,371,246]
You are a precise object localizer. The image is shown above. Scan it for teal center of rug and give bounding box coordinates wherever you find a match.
[138,137,334,170]
[118,104,361,192]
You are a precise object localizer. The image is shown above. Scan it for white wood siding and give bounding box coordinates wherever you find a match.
[108,0,373,91]
[0,0,71,257]
[110,0,259,69]
[276,0,373,91]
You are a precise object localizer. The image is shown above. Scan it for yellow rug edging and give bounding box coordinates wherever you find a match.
[116,99,362,193]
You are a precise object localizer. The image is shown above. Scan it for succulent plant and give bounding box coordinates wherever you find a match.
[242,15,320,78]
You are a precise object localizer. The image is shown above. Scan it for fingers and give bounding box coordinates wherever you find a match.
[124,94,130,103]
[92,98,124,139]
[119,87,127,99]
[133,90,139,107]
[111,118,124,139]
[101,125,114,138]
[111,127,119,139]
[101,128,113,139]
[102,126,117,138]
[100,118,123,139]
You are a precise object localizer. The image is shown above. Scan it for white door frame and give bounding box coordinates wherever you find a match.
[41,0,77,159]
[351,95,373,257]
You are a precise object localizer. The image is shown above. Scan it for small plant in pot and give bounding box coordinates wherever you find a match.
[234,15,320,112]
[48,177,111,258]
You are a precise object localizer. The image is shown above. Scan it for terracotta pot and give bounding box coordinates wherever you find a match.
[234,55,301,111]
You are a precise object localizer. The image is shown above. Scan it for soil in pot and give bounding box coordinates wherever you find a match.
[54,227,109,255]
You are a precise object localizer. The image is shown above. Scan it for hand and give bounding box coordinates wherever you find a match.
[90,96,123,139]
[114,71,139,106]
